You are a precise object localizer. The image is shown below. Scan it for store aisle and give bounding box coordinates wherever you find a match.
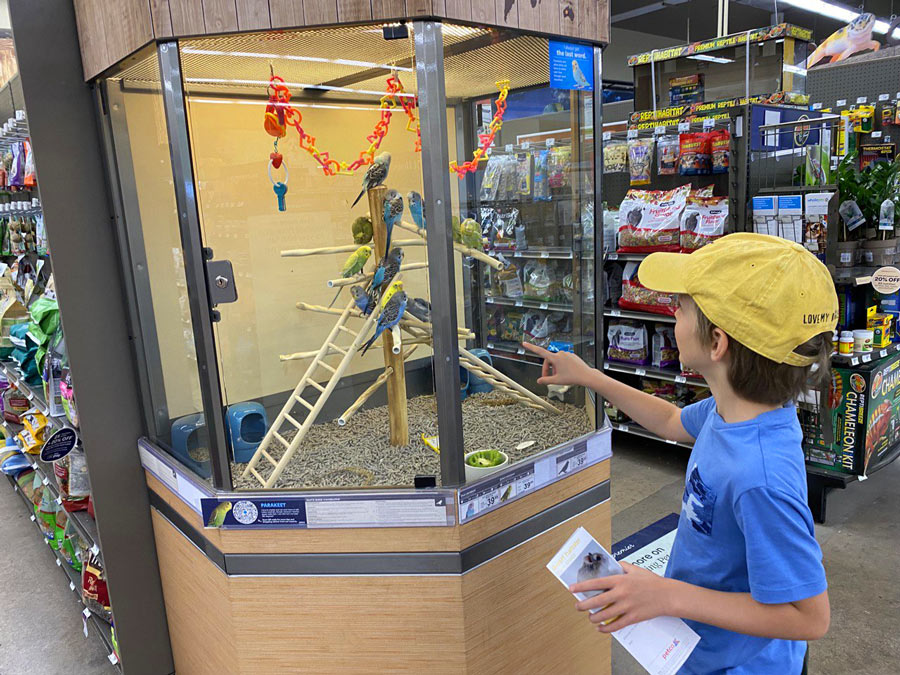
[609,434,900,675]
[0,483,115,675]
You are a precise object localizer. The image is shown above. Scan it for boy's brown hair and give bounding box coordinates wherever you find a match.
[694,304,832,406]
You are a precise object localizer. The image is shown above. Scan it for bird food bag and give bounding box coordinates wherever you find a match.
[619,261,679,316]
[82,550,112,621]
[607,320,649,365]
[652,325,679,369]
[479,155,503,202]
[680,196,728,252]
[533,149,551,200]
[657,135,679,175]
[523,260,554,302]
[548,146,570,188]
[516,151,533,197]
[710,129,730,174]
[627,138,654,186]
[603,141,628,174]
[678,132,711,175]
[617,185,689,253]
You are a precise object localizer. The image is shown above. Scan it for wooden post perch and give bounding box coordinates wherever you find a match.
[395,220,504,270]
[368,185,409,446]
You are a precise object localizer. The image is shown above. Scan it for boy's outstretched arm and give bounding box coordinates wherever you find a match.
[571,563,830,641]
[522,343,693,443]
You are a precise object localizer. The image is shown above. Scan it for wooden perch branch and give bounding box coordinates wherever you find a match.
[338,345,420,426]
[296,302,474,339]
[395,220,503,270]
[327,262,429,289]
[281,239,423,258]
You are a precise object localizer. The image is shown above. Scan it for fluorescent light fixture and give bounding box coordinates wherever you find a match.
[782,64,808,76]
[184,77,415,99]
[687,54,734,64]
[189,98,391,112]
[180,48,413,72]
[779,0,900,40]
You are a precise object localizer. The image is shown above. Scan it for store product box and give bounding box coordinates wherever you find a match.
[804,349,900,474]
[867,305,893,348]
[777,195,803,243]
[804,192,833,259]
[752,195,778,237]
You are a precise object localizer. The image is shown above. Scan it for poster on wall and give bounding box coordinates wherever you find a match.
[548,40,593,91]
[806,13,889,68]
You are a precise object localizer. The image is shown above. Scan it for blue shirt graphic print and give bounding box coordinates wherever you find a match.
[666,396,828,674]
[683,464,716,536]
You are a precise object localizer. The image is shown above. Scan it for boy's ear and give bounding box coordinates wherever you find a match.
[709,327,729,362]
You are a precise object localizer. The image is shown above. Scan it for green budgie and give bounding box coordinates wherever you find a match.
[206,501,232,528]
[329,245,373,308]
[459,218,484,250]
[352,216,373,245]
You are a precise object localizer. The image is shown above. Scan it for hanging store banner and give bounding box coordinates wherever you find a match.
[548,40,594,91]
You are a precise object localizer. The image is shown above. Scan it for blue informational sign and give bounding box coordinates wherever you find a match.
[750,104,823,152]
[202,497,308,529]
[549,40,593,91]
[40,428,79,463]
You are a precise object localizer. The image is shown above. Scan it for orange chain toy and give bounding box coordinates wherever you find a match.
[449,80,510,179]
[264,70,420,179]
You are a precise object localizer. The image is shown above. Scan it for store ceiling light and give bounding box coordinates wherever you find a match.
[184,77,416,98]
[180,48,413,72]
[779,0,900,39]
[687,54,734,63]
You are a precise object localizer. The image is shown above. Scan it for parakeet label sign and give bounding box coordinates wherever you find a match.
[549,40,593,91]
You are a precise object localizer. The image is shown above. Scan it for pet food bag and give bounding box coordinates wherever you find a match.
[603,141,627,174]
[617,185,690,253]
[533,149,551,200]
[627,138,654,186]
[710,129,730,174]
[607,321,649,365]
[678,132,711,175]
[652,325,679,369]
[619,262,679,316]
[82,549,112,621]
[657,135,679,175]
[680,196,728,252]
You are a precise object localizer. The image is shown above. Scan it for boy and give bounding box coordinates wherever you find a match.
[524,233,834,673]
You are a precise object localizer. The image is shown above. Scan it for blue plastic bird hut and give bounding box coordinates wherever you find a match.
[226,402,268,463]
[170,413,210,478]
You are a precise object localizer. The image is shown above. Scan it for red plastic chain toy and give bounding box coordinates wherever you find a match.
[449,80,510,178]
[264,70,420,178]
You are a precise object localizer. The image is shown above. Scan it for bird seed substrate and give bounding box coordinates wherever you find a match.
[232,390,592,490]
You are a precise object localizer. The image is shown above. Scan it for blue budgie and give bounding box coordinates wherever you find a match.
[407,190,425,230]
[359,290,407,356]
[382,189,403,258]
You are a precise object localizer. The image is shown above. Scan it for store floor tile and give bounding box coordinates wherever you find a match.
[609,433,900,675]
[0,482,115,675]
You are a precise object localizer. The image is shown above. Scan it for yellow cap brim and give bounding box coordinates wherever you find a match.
[638,252,691,294]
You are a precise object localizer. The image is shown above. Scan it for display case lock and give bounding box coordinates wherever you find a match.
[205,255,238,313]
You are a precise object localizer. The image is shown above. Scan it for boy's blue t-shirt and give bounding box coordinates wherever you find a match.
[666,397,827,674]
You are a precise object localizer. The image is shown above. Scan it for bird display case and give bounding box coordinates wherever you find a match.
[102,24,603,495]
[94,15,612,675]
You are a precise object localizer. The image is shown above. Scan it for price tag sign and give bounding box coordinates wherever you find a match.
[862,354,872,363]
[29,514,35,522]
[678,121,690,132]
[83,608,91,619]
[55,557,61,567]
[522,141,531,150]
[654,125,666,135]
[635,368,647,376]
[91,544,100,556]
[837,99,847,106]
[545,137,555,147]
[540,251,549,258]
[880,349,888,358]
[108,653,119,665]
[516,471,535,495]
[857,96,868,104]
[505,143,513,152]
[83,616,89,638]
[627,129,638,139]
[69,581,75,592]
[539,302,549,310]
[872,131,883,138]
[514,300,523,307]
[703,118,715,130]
[609,309,621,317]
[602,131,611,141]
[478,490,499,512]
[607,252,618,260]
[665,438,679,445]
[812,102,823,110]
[879,93,890,101]
[40,427,79,463]
[42,476,49,486]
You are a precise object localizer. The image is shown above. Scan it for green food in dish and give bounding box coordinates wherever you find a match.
[466,450,506,468]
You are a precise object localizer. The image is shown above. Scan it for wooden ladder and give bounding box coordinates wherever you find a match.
[458,347,561,415]
[241,297,381,488]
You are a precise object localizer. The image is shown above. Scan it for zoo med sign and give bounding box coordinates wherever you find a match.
[806,351,900,474]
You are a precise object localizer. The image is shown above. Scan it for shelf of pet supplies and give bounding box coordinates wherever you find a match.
[611,420,694,449]
[831,342,900,368]
[486,342,539,359]
[0,361,71,430]
[484,295,574,313]
[4,473,119,669]
[602,361,709,388]
[88,611,120,669]
[603,308,676,323]
[491,248,575,260]
[830,265,882,287]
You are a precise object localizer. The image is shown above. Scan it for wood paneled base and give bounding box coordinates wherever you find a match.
[150,499,611,674]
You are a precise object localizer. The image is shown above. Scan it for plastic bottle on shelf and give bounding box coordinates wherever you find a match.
[839,331,854,355]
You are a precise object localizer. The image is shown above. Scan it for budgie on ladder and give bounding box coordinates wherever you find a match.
[329,245,373,308]
[359,289,408,356]
[407,190,425,230]
[382,189,403,258]
[351,152,392,208]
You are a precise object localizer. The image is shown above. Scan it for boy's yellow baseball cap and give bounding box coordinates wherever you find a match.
[638,233,838,366]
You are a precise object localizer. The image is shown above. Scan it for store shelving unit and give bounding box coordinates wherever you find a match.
[610,420,693,449]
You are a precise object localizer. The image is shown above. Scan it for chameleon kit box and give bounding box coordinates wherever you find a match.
[804,350,900,474]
